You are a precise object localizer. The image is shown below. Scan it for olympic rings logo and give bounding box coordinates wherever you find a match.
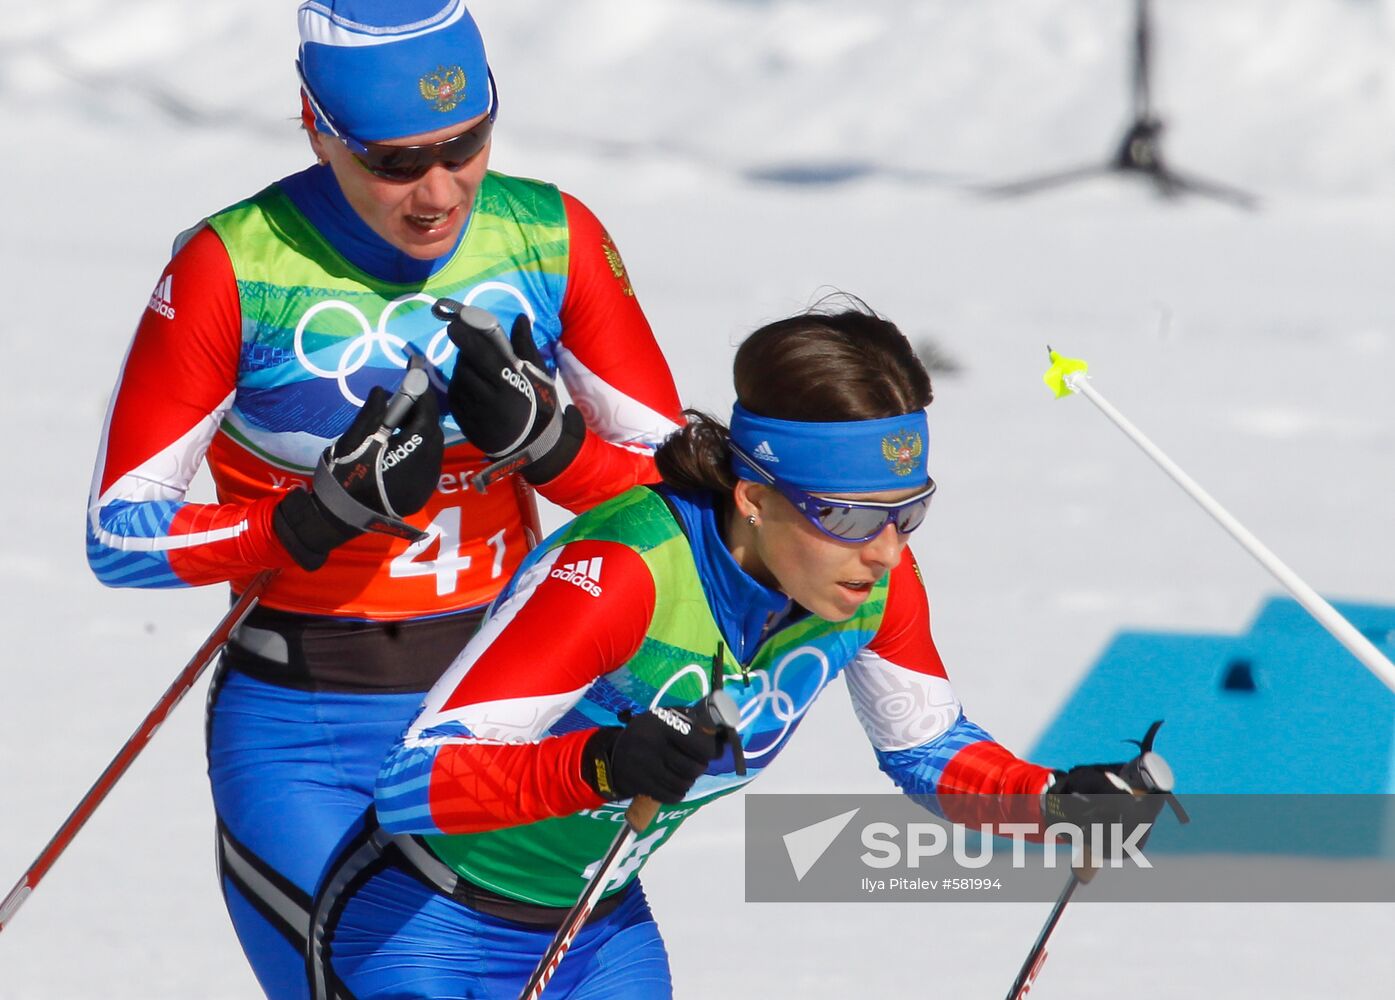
[648,645,831,763]
[292,283,537,406]
[735,646,829,760]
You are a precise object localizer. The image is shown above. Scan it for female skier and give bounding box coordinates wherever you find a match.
[85,3,682,996]
[311,304,1162,998]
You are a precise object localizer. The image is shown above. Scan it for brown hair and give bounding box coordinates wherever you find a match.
[656,301,932,493]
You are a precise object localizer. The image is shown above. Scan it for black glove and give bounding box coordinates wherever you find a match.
[274,384,443,571]
[439,303,585,489]
[1043,762,1168,833]
[581,706,726,804]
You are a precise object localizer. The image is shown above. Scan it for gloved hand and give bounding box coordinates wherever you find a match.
[274,383,443,571]
[581,706,727,804]
[440,303,585,488]
[1043,762,1168,833]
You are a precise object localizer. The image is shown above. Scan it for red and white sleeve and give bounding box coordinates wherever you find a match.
[86,225,295,589]
[532,194,685,513]
[377,538,658,834]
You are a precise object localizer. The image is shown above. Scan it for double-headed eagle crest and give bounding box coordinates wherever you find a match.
[419,65,468,113]
[600,231,635,297]
[881,431,924,477]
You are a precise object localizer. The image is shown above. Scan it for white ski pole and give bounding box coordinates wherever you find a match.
[1043,349,1395,696]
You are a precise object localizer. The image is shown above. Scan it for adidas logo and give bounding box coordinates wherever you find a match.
[380,433,423,470]
[753,440,779,463]
[549,557,603,597]
[651,706,692,736]
[147,274,176,320]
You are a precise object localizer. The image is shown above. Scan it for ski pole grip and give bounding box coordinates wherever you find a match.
[383,362,430,430]
[1119,750,1173,794]
[437,301,514,357]
[625,796,660,833]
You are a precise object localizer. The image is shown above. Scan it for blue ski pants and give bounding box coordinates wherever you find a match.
[206,666,427,1000]
[322,861,673,999]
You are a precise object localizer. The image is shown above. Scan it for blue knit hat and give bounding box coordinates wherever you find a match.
[297,0,493,142]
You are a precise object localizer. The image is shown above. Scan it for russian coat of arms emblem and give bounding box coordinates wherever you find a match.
[419,66,468,113]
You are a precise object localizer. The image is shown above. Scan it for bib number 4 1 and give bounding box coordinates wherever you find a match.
[389,507,506,596]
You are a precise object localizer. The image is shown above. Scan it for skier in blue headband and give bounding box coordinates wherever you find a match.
[301,303,1170,998]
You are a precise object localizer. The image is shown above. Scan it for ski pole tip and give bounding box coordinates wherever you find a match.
[1042,349,1089,399]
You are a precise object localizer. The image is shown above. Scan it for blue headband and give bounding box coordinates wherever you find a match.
[729,403,931,493]
[298,0,492,142]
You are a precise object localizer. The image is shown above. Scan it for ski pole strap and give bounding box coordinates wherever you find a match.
[470,405,565,493]
[312,458,423,540]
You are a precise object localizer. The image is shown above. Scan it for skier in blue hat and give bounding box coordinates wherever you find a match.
[87,3,684,997]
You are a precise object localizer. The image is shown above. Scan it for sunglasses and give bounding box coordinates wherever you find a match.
[729,442,937,543]
[297,61,498,182]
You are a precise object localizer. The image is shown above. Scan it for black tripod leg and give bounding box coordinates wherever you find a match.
[977,163,1113,199]
[1163,167,1260,209]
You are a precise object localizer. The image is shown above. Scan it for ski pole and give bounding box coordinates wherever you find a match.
[1005,868,1084,1000]
[1043,349,1395,696]
[1004,721,1186,999]
[0,361,434,934]
[517,795,660,1000]
[518,646,745,1000]
[0,568,275,933]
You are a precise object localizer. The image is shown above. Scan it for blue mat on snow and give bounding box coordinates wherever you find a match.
[1029,596,1395,855]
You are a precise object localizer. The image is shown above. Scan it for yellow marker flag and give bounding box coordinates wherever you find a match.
[1042,348,1089,398]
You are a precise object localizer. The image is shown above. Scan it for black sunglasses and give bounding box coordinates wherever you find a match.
[298,61,498,182]
[729,442,936,543]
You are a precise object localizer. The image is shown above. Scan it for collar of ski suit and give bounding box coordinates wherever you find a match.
[658,486,797,665]
[278,164,467,284]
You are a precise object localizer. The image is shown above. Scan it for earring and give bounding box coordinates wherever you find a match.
[746,514,757,526]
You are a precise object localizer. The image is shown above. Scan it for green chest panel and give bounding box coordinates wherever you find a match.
[426,489,889,906]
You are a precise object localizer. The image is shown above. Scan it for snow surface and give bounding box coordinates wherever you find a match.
[3,1,1394,996]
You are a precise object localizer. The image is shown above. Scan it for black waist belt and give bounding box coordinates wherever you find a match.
[392,834,631,928]
[225,604,485,693]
